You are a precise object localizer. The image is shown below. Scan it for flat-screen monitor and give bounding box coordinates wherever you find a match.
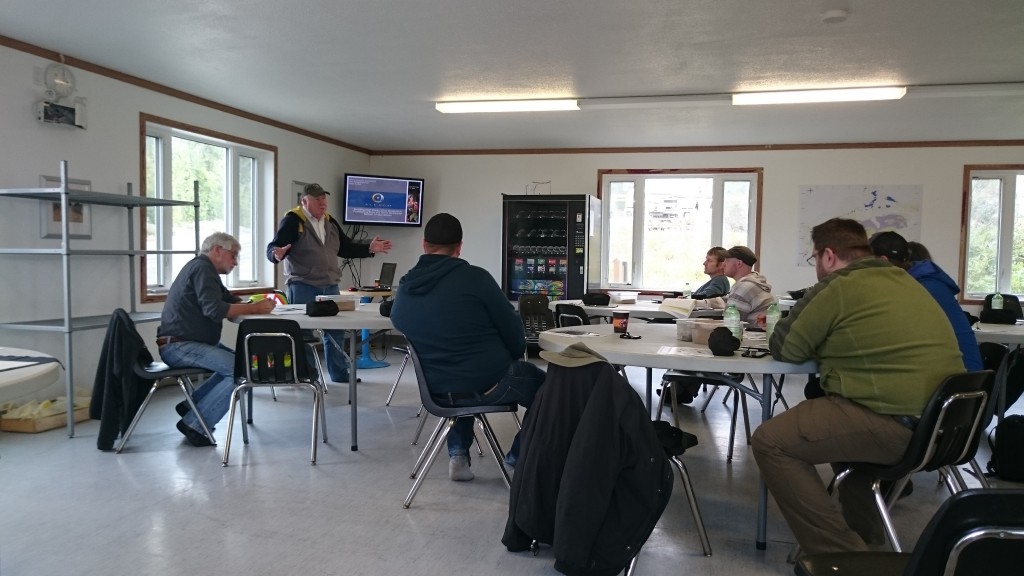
[343,173,424,227]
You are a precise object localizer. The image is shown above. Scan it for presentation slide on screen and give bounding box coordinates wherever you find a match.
[346,177,421,224]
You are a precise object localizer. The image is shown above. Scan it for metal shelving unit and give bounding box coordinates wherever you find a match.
[0,160,199,436]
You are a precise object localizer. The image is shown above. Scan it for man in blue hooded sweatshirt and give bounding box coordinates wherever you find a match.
[390,213,546,481]
[869,231,982,371]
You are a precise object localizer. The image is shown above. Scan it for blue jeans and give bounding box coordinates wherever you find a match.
[435,360,546,466]
[158,341,235,432]
[287,281,351,381]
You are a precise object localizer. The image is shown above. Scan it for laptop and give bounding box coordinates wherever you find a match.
[360,262,397,291]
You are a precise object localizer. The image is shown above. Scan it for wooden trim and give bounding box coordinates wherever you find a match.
[959,164,1024,305]
[137,114,282,303]
[374,140,1024,157]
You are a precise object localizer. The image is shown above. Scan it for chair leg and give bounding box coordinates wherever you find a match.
[222,385,247,466]
[669,456,712,556]
[385,353,410,406]
[727,391,740,461]
[700,385,719,413]
[870,479,903,552]
[404,418,455,508]
[115,382,162,453]
[624,552,639,576]
[411,407,430,445]
[309,385,321,464]
[411,417,448,478]
[308,338,328,395]
[179,376,216,443]
[475,414,511,488]
[968,458,991,488]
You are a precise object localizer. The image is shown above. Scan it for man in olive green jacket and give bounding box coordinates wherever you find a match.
[753,218,964,555]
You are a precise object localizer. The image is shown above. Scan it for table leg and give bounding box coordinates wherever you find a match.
[646,368,654,417]
[350,329,359,451]
[356,297,389,369]
[756,373,772,550]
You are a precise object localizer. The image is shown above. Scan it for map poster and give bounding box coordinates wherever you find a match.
[797,184,922,266]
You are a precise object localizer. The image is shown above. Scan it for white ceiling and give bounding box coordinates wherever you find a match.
[3,0,1024,153]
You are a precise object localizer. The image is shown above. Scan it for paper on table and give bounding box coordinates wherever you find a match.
[551,330,602,337]
[658,346,714,357]
[270,305,307,315]
[658,298,695,318]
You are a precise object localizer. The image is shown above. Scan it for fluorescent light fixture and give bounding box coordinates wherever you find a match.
[732,86,907,105]
[435,99,579,113]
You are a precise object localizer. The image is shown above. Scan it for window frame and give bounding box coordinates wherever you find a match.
[960,164,1024,303]
[597,168,763,292]
[139,113,278,303]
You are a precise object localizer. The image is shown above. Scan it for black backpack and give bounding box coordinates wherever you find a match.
[987,414,1024,482]
[1001,347,1024,412]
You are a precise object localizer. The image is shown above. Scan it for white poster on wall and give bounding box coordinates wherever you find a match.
[797,184,922,266]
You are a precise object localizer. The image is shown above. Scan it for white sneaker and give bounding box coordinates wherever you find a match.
[449,455,474,482]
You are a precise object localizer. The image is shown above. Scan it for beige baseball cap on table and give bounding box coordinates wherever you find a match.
[539,342,609,368]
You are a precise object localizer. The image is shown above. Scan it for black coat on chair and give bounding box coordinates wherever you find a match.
[502,360,673,576]
[90,309,156,450]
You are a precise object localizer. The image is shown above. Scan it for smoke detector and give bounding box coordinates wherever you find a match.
[821,8,849,24]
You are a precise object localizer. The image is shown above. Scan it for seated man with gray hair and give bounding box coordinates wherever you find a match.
[157,232,276,447]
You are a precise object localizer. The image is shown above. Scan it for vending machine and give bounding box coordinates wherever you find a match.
[501,194,602,301]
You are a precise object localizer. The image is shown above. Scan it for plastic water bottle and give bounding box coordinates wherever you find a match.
[765,300,781,340]
[993,293,1004,310]
[723,304,742,339]
[682,282,692,298]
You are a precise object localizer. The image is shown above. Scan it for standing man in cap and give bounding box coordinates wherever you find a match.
[697,245,774,324]
[390,213,546,482]
[267,182,392,383]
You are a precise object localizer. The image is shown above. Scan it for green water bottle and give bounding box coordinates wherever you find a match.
[765,300,781,340]
[723,304,742,339]
[993,293,1004,310]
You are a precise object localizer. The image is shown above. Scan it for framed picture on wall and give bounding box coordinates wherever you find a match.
[39,175,92,239]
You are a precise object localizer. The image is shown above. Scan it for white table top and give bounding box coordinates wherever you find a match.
[539,323,816,374]
[974,322,1024,344]
[549,299,678,320]
[238,302,395,331]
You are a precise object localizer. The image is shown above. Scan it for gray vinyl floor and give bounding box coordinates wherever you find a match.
[0,341,1014,576]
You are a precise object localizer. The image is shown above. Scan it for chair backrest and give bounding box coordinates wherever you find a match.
[983,293,1024,319]
[554,303,590,328]
[404,341,472,418]
[518,294,555,336]
[901,488,1024,576]
[880,371,993,480]
[233,318,310,384]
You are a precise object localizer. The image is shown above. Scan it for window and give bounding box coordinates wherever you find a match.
[141,115,277,301]
[599,169,761,290]
[962,166,1024,300]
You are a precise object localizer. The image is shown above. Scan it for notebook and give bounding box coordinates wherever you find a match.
[360,262,397,291]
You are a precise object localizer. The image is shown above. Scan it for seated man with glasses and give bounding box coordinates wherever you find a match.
[752,218,964,555]
[157,232,276,447]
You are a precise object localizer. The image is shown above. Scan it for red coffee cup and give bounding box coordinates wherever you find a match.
[612,310,629,334]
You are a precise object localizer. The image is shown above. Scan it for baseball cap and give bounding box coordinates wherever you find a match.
[539,342,609,367]
[302,183,330,197]
[423,212,463,245]
[868,231,910,262]
[726,246,757,266]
